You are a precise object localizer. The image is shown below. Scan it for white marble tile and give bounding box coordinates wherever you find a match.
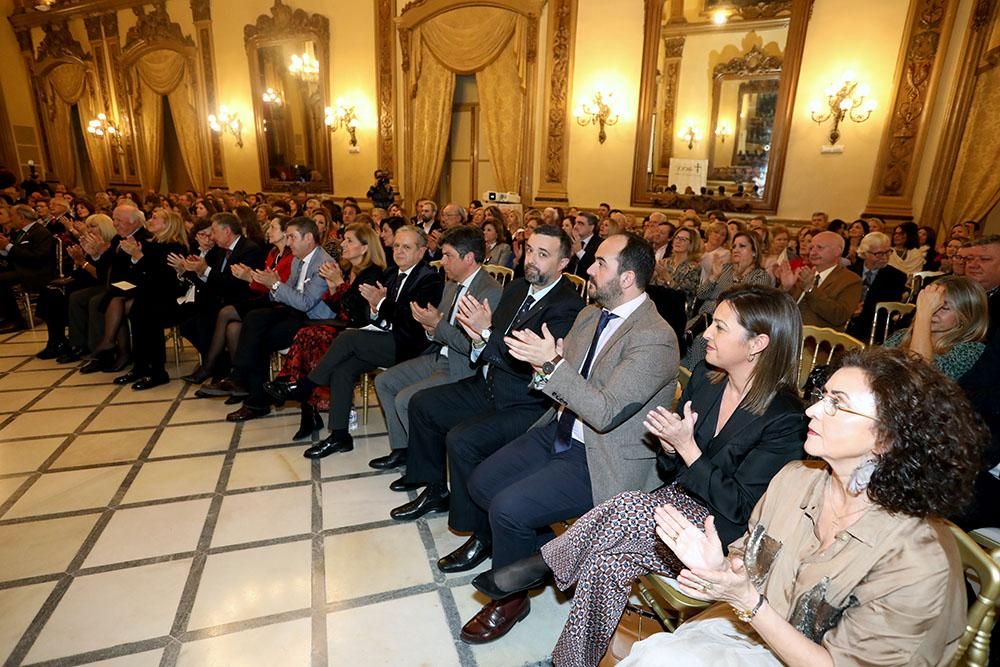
[227,448,312,490]
[122,456,224,504]
[84,499,211,567]
[85,401,172,432]
[150,422,234,457]
[321,475,401,529]
[177,617,311,667]
[0,581,57,662]
[318,434,393,478]
[0,389,41,412]
[213,485,312,547]
[0,514,100,581]
[0,436,64,474]
[0,407,94,441]
[52,430,153,468]
[30,384,117,410]
[4,465,130,519]
[86,649,165,666]
[324,523,434,602]
[0,369,68,391]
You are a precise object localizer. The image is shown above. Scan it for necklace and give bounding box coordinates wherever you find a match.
[824,478,870,527]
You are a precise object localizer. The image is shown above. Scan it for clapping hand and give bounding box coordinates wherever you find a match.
[455,294,492,341]
[796,266,817,293]
[166,252,187,274]
[411,302,442,334]
[708,252,726,282]
[67,244,86,265]
[250,268,279,287]
[358,281,388,309]
[229,263,252,282]
[427,229,442,253]
[182,255,209,276]
[118,236,142,259]
[319,261,344,290]
[644,401,699,461]
[504,323,563,371]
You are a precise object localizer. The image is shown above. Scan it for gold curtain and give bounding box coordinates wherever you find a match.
[407,6,527,199]
[132,49,205,192]
[44,62,109,191]
[943,65,1000,228]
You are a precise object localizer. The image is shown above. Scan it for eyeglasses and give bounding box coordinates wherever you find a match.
[809,388,877,421]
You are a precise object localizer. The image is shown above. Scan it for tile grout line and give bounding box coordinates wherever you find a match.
[309,455,328,667]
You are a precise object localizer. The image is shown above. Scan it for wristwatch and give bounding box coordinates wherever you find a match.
[541,355,563,375]
[480,327,492,342]
[270,280,281,291]
[732,593,766,623]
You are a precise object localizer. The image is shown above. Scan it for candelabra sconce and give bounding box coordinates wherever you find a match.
[325,102,359,147]
[715,123,733,144]
[208,106,243,148]
[262,87,283,106]
[575,91,620,144]
[678,125,702,150]
[289,51,319,82]
[809,74,876,145]
[86,113,125,153]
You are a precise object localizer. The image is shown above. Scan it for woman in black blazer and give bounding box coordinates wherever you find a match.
[478,286,807,667]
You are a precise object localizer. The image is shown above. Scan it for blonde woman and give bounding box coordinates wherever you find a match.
[700,221,731,284]
[762,225,791,275]
[653,227,703,300]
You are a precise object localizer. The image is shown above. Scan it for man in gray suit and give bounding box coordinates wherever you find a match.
[369,226,502,470]
[456,232,679,644]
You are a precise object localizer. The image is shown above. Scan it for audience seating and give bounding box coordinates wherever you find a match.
[483,264,514,286]
[869,301,915,346]
[430,259,443,272]
[799,326,865,387]
[949,522,1000,667]
[562,272,589,302]
[907,270,946,303]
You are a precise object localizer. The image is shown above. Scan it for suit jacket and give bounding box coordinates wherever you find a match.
[479,276,584,409]
[428,267,503,382]
[656,362,808,548]
[271,246,336,319]
[791,265,863,331]
[846,262,907,341]
[375,260,445,363]
[567,234,600,278]
[5,223,54,289]
[534,296,680,505]
[202,236,266,307]
[101,227,154,290]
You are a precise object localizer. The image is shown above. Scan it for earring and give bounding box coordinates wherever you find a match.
[847,456,878,495]
[747,351,757,363]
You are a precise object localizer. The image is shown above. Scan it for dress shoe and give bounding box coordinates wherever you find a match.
[471,558,548,600]
[303,432,354,458]
[225,404,270,422]
[78,359,105,374]
[389,475,423,492]
[132,374,170,391]
[113,370,142,385]
[438,535,492,573]
[180,366,212,384]
[390,486,449,521]
[198,378,248,397]
[459,595,530,644]
[224,395,244,405]
[105,355,132,373]
[263,379,312,403]
[57,346,84,364]
[293,404,324,441]
[36,342,68,360]
[369,449,407,470]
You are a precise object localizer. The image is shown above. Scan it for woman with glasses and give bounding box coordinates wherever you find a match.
[885,276,989,381]
[474,286,807,667]
[652,227,702,300]
[622,347,983,666]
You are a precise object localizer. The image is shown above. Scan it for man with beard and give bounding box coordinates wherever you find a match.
[387,225,583,527]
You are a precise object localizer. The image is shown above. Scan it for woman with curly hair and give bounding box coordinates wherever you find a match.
[622,347,985,666]
[888,221,926,276]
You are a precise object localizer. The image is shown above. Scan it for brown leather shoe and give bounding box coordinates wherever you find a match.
[459,594,530,644]
[225,404,270,422]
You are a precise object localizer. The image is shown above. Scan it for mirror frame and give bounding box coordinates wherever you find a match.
[245,0,332,193]
[630,0,813,212]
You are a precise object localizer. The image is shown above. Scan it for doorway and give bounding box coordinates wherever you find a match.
[68,105,98,194]
[437,75,495,206]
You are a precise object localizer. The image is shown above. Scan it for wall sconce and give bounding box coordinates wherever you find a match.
[86,112,125,153]
[575,91,620,144]
[262,88,283,106]
[289,52,319,82]
[208,106,243,148]
[325,102,359,147]
[678,125,702,150]
[715,123,733,144]
[809,73,876,145]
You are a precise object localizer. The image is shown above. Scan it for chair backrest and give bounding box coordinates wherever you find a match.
[800,326,865,387]
[55,236,64,278]
[908,271,946,303]
[672,366,693,408]
[948,521,1000,667]
[870,301,915,346]
[429,259,443,272]
[483,264,514,287]
[562,272,589,303]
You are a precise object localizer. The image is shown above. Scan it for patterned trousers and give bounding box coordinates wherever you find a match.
[543,483,710,667]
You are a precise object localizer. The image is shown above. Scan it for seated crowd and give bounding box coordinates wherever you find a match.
[1,173,998,665]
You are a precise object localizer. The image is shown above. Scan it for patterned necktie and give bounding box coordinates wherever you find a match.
[507,295,535,333]
[553,309,619,453]
[221,248,233,273]
[390,272,408,302]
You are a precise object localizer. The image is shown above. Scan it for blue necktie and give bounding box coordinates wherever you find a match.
[553,309,618,453]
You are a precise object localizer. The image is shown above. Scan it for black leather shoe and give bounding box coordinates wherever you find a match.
[226,404,271,422]
[224,395,244,405]
[438,536,492,573]
[263,379,312,403]
[181,366,212,384]
[198,378,248,397]
[78,359,105,374]
[57,346,84,364]
[471,565,547,600]
[113,370,142,385]
[389,475,423,492]
[36,342,68,360]
[132,374,170,391]
[293,405,324,441]
[369,450,407,470]
[390,486,449,521]
[303,433,353,459]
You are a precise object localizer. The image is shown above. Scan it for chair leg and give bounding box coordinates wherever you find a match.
[171,326,182,372]
[22,293,34,330]
[361,372,370,425]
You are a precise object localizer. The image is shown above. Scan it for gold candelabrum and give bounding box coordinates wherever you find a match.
[325,103,359,147]
[678,125,702,150]
[575,92,619,144]
[715,123,733,144]
[208,106,244,148]
[809,75,876,145]
[86,113,125,153]
[289,52,319,82]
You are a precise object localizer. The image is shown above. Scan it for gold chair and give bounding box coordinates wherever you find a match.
[483,264,514,287]
[635,574,710,632]
[429,259,443,272]
[799,326,865,387]
[907,270,946,303]
[870,301,915,346]
[949,522,1000,667]
[359,370,383,425]
[563,272,589,302]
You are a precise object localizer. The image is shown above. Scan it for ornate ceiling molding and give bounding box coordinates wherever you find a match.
[36,21,88,63]
[713,44,782,78]
[125,1,194,49]
[243,0,329,47]
[730,1,793,20]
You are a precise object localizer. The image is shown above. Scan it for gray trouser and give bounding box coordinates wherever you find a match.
[374,352,452,450]
[68,285,106,351]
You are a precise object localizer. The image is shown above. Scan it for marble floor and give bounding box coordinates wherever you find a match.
[0,328,571,666]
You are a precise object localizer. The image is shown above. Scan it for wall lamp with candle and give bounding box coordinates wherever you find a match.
[809,73,876,145]
[715,123,733,144]
[678,124,702,150]
[575,91,620,144]
[208,106,243,148]
[86,112,125,153]
[325,101,359,147]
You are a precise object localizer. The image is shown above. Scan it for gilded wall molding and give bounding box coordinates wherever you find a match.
[866,0,958,218]
[243,0,329,46]
[190,0,225,186]
[374,0,397,176]
[653,36,685,177]
[125,1,195,49]
[535,0,577,202]
[35,22,88,63]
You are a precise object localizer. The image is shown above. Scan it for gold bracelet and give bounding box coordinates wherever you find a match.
[732,593,765,623]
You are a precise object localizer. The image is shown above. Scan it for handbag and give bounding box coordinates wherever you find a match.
[598,604,665,666]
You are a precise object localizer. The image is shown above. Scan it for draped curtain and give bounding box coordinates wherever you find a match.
[131,49,205,192]
[406,7,527,199]
[45,62,109,191]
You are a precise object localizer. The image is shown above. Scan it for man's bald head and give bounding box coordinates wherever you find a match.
[809,231,845,271]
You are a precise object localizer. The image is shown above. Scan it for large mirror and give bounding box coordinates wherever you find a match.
[246,1,332,192]
[631,0,812,212]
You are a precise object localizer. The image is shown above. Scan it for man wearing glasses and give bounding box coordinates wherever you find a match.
[846,232,906,342]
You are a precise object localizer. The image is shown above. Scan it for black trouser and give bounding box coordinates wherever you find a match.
[129,296,179,378]
[0,272,27,322]
[307,329,396,431]
[233,305,308,408]
[177,301,219,357]
[38,276,97,344]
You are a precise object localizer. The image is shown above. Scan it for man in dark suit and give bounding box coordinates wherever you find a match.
[0,205,55,332]
[566,211,599,278]
[777,231,863,331]
[264,225,444,458]
[457,232,678,643]
[387,225,584,534]
[369,225,502,470]
[846,232,907,342]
